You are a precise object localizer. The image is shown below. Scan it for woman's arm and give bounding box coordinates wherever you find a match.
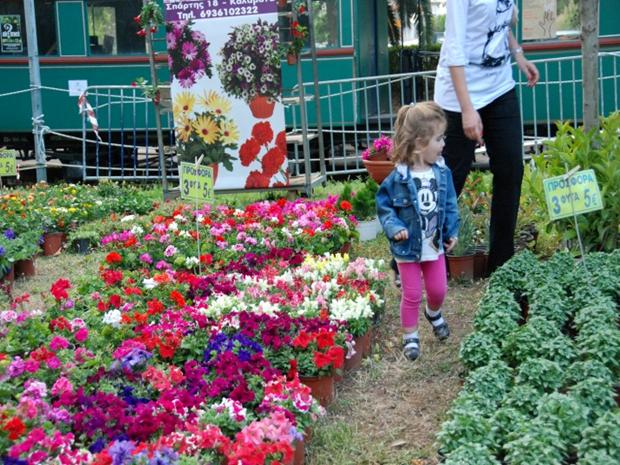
[508,30,539,87]
[449,66,484,143]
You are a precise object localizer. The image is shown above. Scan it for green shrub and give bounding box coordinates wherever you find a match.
[536,392,589,447]
[489,407,528,452]
[573,300,617,332]
[578,450,618,465]
[463,361,513,406]
[437,408,494,455]
[504,420,565,465]
[502,317,562,366]
[515,358,564,393]
[459,332,501,371]
[578,410,620,461]
[501,385,543,416]
[488,250,540,298]
[564,360,614,387]
[527,282,570,326]
[576,325,620,376]
[443,444,501,465]
[531,112,620,252]
[568,378,616,421]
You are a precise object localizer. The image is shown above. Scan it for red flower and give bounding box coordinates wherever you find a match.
[50,278,71,301]
[245,170,271,189]
[102,269,123,286]
[328,346,345,369]
[105,252,122,264]
[340,200,352,211]
[109,294,122,308]
[261,147,286,177]
[200,253,213,265]
[252,121,273,146]
[147,298,165,316]
[3,417,26,440]
[287,359,298,380]
[313,351,332,369]
[315,330,335,350]
[239,137,261,166]
[133,14,142,24]
[169,290,186,308]
[275,130,287,153]
[292,331,312,349]
[137,29,147,37]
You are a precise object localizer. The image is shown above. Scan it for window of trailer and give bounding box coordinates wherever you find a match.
[86,0,144,55]
[0,0,58,55]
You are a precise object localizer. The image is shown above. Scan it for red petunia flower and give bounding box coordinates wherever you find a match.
[315,330,335,350]
[239,137,261,166]
[313,351,332,369]
[105,252,122,264]
[251,121,274,146]
[169,290,186,308]
[340,200,352,211]
[292,331,312,349]
[3,417,26,440]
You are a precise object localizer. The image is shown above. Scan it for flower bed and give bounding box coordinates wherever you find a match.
[0,198,385,464]
[438,250,620,465]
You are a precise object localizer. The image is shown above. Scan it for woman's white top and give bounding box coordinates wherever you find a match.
[434,0,516,112]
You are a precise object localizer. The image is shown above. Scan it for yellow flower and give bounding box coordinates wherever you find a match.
[218,120,239,145]
[176,115,193,143]
[202,91,231,116]
[174,91,197,114]
[192,115,219,144]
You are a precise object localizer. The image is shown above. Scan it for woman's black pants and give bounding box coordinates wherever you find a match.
[443,88,523,274]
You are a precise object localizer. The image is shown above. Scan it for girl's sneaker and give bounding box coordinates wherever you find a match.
[424,308,450,341]
[403,336,420,361]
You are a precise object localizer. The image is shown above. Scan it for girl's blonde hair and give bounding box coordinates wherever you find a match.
[391,101,447,166]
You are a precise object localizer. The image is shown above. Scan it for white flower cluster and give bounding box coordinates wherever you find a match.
[329,296,374,322]
[203,293,242,318]
[102,309,122,327]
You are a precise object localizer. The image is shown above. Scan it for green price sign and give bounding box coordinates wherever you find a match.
[179,162,214,202]
[0,149,17,177]
[543,169,603,220]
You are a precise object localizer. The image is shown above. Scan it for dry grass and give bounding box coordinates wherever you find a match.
[7,236,485,465]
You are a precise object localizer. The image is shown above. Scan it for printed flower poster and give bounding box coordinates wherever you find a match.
[164,0,288,190]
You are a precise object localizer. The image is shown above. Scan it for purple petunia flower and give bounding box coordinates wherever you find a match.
[3,229,16,240]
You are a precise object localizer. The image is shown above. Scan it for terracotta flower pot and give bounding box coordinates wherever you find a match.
[355,329,372,358]
[15,258,35,278]
[344,340,363,372]
[249,95,275,119]
[338,241,351,254]
[362,158,395,184]
[42,232,65,256]
[447,254,475,281]
[287,53,298,65]
[283,439,305,465]
[299,374,335,407]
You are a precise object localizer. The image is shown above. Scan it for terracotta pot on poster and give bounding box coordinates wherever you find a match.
[447,254,474,281]
[249,95,275,119]
[14,258,35,278]
[287,53,298,65]
[42,232,65,256]
[299,374,335,407]
[362,159,394,184]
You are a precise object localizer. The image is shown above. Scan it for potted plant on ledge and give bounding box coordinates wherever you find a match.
[361,134,394,184]
[340,180,381,242]
[446,205,475,281]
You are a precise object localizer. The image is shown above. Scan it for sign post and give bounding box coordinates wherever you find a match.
[543,166,603,262]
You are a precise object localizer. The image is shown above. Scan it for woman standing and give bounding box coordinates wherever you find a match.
[434,0,539,273]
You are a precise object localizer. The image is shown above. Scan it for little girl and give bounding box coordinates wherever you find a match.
[376,101,459,361]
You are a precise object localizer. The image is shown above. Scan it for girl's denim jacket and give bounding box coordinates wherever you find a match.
[376,160,459,261]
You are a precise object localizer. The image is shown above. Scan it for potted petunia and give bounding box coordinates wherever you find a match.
[217,20,281,119]
[361,134,394,184]
[285,20,308,65]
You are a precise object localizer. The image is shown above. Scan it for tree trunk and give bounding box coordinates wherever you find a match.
[581,0,599,132]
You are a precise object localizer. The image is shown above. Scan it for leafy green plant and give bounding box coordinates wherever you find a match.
[515,358,564,393]
[536,392,589,447]
[568,378,616,421]
[575,325,620,376]
[531,112,620,252]
[563,359,613,387]
[350,179,379,221]
[463,360,513,406]
[577,410,620,461]
[573,299,617,332]
[503,420,565,465]
[527,282,570,326]
[449,204,475,256]
[488,250,540,298]
[474,311,520,348]
[459,332,501,371]
[489,407,528,452]
[578,450,618,465]
[502,316,563,366]
[437,407,494,455]
[443,444,501,465]
[501,385,543,416]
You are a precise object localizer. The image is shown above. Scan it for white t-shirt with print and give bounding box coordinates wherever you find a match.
[412,168,443,262]
[434,0,516,112]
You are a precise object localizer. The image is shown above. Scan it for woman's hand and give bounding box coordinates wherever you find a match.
[444,237,458,253]
[393,229,408,241]
[462,107,484,144]
[516,55,539,87]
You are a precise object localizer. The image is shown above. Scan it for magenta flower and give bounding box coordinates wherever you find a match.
[75,327,89,343]
[49,336,70,352]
